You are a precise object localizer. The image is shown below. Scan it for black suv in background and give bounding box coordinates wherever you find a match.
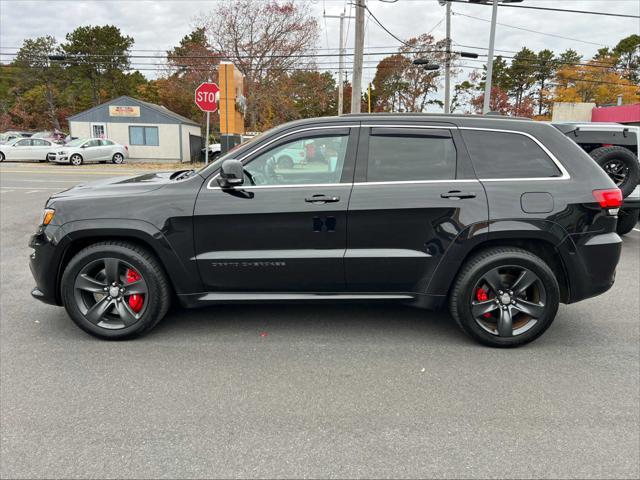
[30,114,623,347]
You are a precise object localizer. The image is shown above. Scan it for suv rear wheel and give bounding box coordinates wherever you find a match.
[617,208,639,236]
[589,146,639,197]
[61,241,170,339]
[450,247,560,348]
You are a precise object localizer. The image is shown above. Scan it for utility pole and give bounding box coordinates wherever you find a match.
[482,0,499,114]
[324,11,354,115]
[444,0,452,114]
[351,0,365,114]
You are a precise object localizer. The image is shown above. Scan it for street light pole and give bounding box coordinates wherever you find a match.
[351,0,365,113]
[444,0,452,114]
[482,0,499,114]
[325,12,354,115]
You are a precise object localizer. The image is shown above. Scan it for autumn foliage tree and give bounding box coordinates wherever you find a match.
[553,54,640,105]
[198,0,319,130]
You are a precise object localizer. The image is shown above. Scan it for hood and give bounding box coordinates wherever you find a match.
[50,171,179,199]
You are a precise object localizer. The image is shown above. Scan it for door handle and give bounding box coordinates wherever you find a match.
[440,191,476,199]
[305,195,340,203]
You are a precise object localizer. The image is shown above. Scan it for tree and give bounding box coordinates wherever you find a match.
[450,80,475,114]
[198,0,319,130]
[553,54,640,106]
[288,71,337,118]
[613,34,640,83]
[508,47,537,112]
[372,54,408,111]
[61,25,135,106]
[533,49,556,116]
[12,36,65,129]
[371,34,446,112]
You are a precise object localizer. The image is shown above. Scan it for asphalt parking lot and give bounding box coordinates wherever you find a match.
[1,162,639,479]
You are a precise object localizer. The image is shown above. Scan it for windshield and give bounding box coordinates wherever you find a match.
[195,131,267,175]
[65,138,87,147]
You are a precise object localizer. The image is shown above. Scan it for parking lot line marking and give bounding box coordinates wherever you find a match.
[0,186,66,190]
[633,227,640,232]
[0,169,147,176]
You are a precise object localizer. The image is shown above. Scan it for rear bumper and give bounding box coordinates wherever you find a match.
[564,231,622,303]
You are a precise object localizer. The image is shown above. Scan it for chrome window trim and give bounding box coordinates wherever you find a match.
[353,179,479,186]
[458,127,571,181]
[208,183,352,190]
[205,123,570,190]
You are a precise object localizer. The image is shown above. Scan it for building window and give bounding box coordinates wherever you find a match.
[129,126,159,146]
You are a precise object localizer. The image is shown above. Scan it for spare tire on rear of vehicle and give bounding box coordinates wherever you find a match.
[589,146,639,197]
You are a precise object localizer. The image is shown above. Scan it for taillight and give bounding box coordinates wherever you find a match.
[592,188,622,208]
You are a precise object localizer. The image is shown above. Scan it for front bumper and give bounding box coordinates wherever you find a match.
[47,152,69,163]
[29,226,65,306]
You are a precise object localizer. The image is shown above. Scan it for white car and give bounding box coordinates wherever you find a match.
[47,138,129,166]
[0,137,59,162]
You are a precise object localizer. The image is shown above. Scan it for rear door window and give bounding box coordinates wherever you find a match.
[366,128,456,182]
[462,130,561,179]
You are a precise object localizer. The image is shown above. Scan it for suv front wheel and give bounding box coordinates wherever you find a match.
[61,241,171,339]
[450,247,560,348]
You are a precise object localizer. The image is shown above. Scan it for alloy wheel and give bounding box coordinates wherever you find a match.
[113,153,124,164]
[70,154,82,166]
[603,159,629,186]
[73,258,148,329]
[470,265,546,337]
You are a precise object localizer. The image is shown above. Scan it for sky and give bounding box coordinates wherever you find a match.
[0,0,638,108]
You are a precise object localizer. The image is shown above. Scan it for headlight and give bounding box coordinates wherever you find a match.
[57,150,67,155]
[40,208,55,226]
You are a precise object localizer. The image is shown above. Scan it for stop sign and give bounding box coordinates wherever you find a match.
[195,82,219,112]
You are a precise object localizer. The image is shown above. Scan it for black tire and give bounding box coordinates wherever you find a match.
[589,146,639,197]
[617,208,639,236]
[112,153,124,164]
[277,155,294,169]
[60,241,171,340]
[70,154,83,166]
[0,152,4,162]
[449,247,560,348]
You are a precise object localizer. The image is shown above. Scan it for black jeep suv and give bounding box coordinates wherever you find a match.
[30,114,623,347]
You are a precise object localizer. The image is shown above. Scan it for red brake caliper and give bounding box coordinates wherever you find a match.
[126,268,144,313]
[476,288,492,318]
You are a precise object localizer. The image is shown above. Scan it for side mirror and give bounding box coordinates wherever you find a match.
[217,159,244,188]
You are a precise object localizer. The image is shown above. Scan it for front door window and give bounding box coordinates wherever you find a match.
[244,134,349,186]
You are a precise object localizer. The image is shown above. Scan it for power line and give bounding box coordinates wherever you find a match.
[364,4,414,48]
[452,11,606,47]
[447,0,640,19]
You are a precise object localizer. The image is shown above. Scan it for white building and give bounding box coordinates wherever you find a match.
[68,96,202,162]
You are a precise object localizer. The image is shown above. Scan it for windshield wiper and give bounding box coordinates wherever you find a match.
[171,169,195,181]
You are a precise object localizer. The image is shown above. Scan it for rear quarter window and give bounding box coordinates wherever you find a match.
[462,130,561,179]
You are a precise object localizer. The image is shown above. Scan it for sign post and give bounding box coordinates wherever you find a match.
[195,82,220,164]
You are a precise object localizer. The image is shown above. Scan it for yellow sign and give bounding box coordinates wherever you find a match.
[109,106,140,117]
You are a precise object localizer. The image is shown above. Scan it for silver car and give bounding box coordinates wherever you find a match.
[0,137,58,162]
[47,138,129,165]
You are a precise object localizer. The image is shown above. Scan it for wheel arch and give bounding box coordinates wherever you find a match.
[427,227,571,303]
[55,221,201,304]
